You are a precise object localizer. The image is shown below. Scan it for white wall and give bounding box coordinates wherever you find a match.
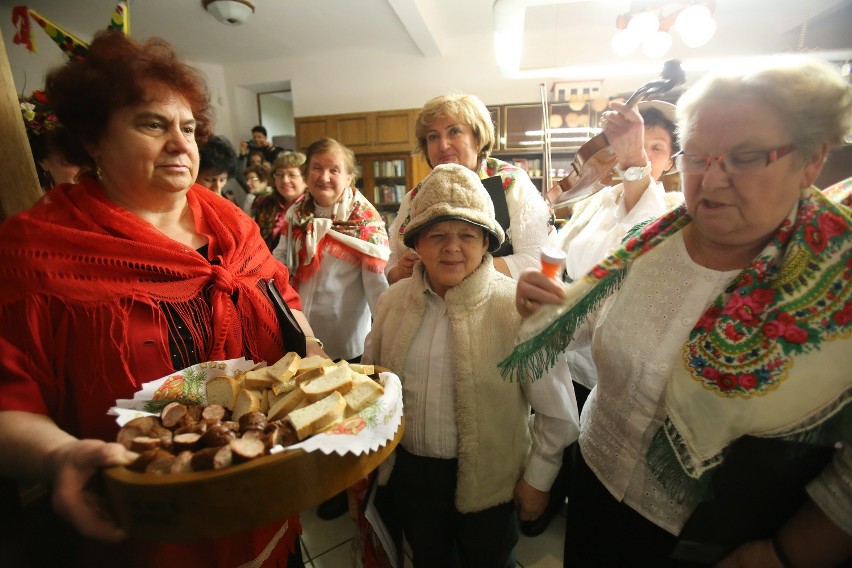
[2,20,640,148]
[218,31,643,145]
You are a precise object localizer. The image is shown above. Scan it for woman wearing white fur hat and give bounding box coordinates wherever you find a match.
[361,163,579,567]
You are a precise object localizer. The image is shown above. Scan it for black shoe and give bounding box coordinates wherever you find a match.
[520,484,568,538]
[519,497,563,537]
[316,491,348,520]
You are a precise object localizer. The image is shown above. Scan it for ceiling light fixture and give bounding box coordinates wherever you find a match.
[202,0,255,26]
[612,1,717,59]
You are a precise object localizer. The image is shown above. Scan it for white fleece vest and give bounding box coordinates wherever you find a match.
[366,256,530,513]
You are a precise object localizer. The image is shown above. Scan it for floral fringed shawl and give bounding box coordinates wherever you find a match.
[823,176,852,207]
[282,186,389,285]
[500,187,852,504]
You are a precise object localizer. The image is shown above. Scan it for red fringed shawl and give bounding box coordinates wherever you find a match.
[0,177,300,438]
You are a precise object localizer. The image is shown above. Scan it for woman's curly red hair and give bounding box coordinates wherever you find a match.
[45,30,214,166]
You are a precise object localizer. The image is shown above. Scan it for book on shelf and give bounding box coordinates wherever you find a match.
[373,183,407,205]
[373,159,406,178]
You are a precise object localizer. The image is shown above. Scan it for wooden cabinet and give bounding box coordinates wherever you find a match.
[371,110,417,152]
[295,109,418,154]
[294,116,333,149]
[356,153,431,227]
[490,102,604,191]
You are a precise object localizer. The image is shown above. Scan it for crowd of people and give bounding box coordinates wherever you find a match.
[3,27,850,568]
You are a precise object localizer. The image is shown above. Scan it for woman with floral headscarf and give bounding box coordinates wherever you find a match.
[509,58,852,567]
[273,138,389,362]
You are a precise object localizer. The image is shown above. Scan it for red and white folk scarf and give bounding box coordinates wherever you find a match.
[282,186,389,285]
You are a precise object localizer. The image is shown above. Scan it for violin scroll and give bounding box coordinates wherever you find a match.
[546,59,685,209]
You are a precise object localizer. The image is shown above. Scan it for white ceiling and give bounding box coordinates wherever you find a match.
[4,0,850,76]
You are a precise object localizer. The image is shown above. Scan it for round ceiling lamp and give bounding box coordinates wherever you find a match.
[612,1,717,58]
[202,0,255,26]
[611,29,640,56]
[643,30,673,58]
[674,4,717,48]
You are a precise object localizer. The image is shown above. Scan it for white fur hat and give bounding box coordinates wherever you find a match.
[403,163,505,252]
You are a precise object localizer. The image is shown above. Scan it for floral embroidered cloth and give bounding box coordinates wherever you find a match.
[502,186,851,501]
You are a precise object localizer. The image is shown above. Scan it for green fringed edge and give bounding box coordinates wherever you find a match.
[646,426,714,507]
[647,396,852,507]
[499,267,627,383]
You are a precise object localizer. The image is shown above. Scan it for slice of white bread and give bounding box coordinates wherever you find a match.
[232,389,263,423]
[286,391,347,440]
[266,385,306,421]
[264,352,302,383]
[266,387,288,409]
[344,375,384,413]
[300,366,354,402]
[241,370,275,391]
[347,363,375,375]
[297,355,334,373]
[292,366,329,386]
[206,375,241,410]
[271,377,299,396]
[269,357,334,395]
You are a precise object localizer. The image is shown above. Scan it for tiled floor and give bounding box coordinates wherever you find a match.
[299,501,566,567]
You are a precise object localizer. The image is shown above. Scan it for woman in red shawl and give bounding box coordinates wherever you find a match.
[0,31,322,568]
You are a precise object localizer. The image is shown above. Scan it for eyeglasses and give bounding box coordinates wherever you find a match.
[246,177,261,183]
[673,144,796,175]
[273,172,302,180]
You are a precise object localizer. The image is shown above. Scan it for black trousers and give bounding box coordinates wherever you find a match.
[564,451,707,568]
[384,446,518,568]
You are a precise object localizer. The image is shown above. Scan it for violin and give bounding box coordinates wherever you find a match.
[545,59,686,209]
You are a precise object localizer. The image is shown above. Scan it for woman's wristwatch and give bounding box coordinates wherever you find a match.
[305,336,324,350]
[620,162,652,182]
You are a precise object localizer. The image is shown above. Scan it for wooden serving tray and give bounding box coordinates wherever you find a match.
[103,366,403,542]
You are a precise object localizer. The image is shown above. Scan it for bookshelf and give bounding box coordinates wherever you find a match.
[355,153,431,227]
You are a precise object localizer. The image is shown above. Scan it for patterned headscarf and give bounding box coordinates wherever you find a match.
[282,186,389,284]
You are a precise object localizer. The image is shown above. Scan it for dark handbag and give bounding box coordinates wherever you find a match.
[482,175,514,258]
[266,278,306,357]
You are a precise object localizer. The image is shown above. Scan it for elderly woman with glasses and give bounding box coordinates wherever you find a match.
[240,163,272,213]
[252,151,307,250]
[508,59,852,567]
